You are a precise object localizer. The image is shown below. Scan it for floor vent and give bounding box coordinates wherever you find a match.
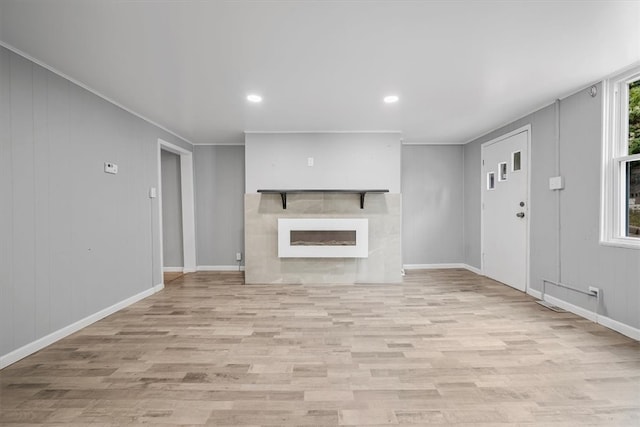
[536,300,566,313]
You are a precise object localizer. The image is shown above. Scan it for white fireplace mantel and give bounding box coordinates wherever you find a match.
[278,218,368,258]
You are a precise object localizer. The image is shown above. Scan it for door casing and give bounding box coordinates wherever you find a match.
[157,139,196,279]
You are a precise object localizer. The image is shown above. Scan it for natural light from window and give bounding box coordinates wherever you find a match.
[602,66,640,248]
[627,80,640,237]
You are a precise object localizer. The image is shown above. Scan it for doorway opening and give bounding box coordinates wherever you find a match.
[160,149,184,282]
[157,139,196,285]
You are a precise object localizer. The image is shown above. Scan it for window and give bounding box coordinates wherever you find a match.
[512,151,521,172]
[487,172,495,190]
[602,66,640,247]
[498,162,508,181]
[627,159,640,236]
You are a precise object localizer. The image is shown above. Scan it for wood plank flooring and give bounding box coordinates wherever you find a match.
[163,272,184,284]
[1,270,638,426]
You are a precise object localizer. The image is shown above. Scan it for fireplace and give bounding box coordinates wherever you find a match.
[290,230,357,246]
[278,218,368,258]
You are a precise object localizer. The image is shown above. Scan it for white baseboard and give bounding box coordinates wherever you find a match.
[0,283,164,370]
[533,292,639,341]
[463,264,482,275]
[403,263,482,275]
[526,288,542,299]
[598,315,640,341]
[197,265,245,272]
[163,267,183,272]
[404,263,462,270]
[543,293,598,322]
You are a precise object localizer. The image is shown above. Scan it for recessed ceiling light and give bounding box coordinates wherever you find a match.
[247,94,262,103]
[384,95,399,103]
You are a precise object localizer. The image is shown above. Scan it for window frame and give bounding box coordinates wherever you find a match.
[601,65,640,249]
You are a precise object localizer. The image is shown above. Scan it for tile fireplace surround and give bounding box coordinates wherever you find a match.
[245,193,401,284]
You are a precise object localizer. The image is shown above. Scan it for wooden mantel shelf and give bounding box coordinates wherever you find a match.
[257,189,390,209]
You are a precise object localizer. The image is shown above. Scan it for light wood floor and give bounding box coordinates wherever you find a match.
[163,271,184,284]
[1,270,638,426]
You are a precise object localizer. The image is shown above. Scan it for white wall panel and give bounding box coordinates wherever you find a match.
[245,133,401,194]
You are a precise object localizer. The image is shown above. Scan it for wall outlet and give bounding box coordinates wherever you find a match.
[588,286,600,296]
[236,252,242,261]
[104,162,118,174]
[307,157,314,167]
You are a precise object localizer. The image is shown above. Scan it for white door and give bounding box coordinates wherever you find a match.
[482,129,529,292]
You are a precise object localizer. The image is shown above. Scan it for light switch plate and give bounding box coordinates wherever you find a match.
[149,187,157,198]
[549,176,564,190]
[307,157,314,167]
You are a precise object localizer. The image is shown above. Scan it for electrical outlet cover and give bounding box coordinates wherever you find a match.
[104,162,118,174]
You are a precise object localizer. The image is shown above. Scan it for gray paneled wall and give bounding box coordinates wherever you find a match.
[194,145,245,267]
[0,46,191,360]
[464,84,640,330]
[402,145,464,265]
[160,149,183,268]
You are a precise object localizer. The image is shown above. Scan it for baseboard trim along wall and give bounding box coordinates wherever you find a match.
[526,288,639,341]
[526,288,543,299]
[163,267,184,272]
[598,315,640,341]
[543,293,640,341]
[403,263,482,275]
[0,283,165,370]
[197,265,245,272]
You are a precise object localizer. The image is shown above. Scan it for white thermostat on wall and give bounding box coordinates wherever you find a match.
[104,162,118,174]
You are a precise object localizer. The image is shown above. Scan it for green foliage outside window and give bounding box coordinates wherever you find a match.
[628,80,640,235]
[630,80,640,155]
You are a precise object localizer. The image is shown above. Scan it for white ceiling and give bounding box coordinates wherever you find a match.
[1,1,639,145]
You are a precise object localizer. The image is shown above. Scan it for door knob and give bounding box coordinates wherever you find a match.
[516,212,525,218]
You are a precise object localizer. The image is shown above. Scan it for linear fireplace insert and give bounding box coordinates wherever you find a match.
[278,218,368,258]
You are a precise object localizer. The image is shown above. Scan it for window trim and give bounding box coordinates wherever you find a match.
[601,65,640,249]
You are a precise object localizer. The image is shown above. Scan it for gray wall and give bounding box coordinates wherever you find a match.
[402,145,464,265]
[161,149,183,268]
[194,145,245,267]
[464,84,640,329]
[245,133,402,193]
[0,46,191,360]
